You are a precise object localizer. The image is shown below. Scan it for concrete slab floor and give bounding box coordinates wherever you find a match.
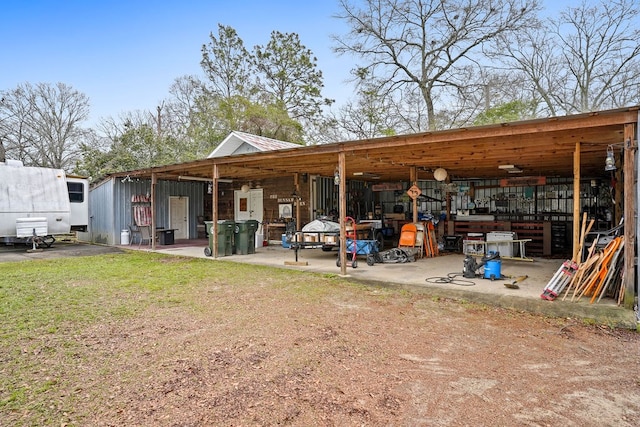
[150,243,637,329]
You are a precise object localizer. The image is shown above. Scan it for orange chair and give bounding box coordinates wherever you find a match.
[398,223,417,249]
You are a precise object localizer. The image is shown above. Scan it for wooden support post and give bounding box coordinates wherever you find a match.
[410,166,418,223]
[623,124,637,309]
[338,152,346,276]
[573,142,581,258]
[445,174,452,222]
[212,164,219,258]
[151,172,157,250]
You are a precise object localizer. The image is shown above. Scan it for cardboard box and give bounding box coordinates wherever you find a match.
[323,235,337,244]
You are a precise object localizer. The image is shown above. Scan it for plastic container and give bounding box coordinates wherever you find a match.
[255,233,264,248]
[234,220,259,254]
[121,229,130,245]
[204,220,234,256]
[282,233,290,248]
[484,259,502,280]
[158,229,174,245]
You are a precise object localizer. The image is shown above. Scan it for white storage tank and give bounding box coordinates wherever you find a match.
[121,229,130,245]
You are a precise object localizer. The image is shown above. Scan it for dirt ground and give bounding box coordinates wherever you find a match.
[55,276,639,427]
[2,242,638,425]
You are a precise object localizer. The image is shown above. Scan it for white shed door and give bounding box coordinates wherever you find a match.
[169,196,189,239]
[234,189,263,223]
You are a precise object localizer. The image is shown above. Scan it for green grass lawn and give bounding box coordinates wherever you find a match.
[0,251,350,425]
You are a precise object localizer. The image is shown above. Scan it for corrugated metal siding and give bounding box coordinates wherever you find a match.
[89,177,206,245]
[155,180,205,237]
[315,177,370,218]
[88,179,115,244]
[115,179,152,244]
[315,177,337,217]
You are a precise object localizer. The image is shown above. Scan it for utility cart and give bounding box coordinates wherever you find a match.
[336,217,380,268]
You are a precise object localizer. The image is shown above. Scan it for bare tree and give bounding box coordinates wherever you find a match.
[0,82,90,170]
[497,0,640,115]
[332,0,541,131]
[165,75,205,135]
[163,75,221,158]
[556,0,640,112]
[331,80,403,140]
[0,87,34,163]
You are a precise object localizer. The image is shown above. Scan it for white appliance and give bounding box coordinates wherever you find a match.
[486,231,518,257]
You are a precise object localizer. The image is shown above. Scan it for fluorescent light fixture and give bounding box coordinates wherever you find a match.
[498,164,523,174]
[353,172,381,179]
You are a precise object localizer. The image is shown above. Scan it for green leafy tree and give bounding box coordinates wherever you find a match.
[215,96,303,143]
[253,31,334,124]
[473,100,536,125]
[200,26,331,144]
[75,123,159,179]
[201,24,255,100]
[75,112,186,181]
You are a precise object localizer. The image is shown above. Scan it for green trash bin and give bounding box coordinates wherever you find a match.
[203,220,234,257]
[234,219,259,255]
[246,219,259,254]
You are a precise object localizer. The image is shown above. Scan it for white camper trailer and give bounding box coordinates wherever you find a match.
[0,160,86,247]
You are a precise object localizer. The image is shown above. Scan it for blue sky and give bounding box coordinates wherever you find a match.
[2,0,578,127]
[2,0,353,125]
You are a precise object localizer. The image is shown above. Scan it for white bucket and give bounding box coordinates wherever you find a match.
[121,229,130,245]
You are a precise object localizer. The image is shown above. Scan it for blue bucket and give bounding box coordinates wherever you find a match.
[484,259,502,280]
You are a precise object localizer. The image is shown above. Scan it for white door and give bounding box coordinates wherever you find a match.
[169,196,189,239]
[234,189,263,223]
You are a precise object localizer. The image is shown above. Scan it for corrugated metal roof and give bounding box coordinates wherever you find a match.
[208,131,300,158]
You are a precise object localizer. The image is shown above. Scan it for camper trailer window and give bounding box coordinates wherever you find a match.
[67,182,84,203]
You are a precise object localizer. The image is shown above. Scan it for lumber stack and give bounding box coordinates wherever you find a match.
[423,222,439,258]
[541,213,592,301]
[561,222,625,305]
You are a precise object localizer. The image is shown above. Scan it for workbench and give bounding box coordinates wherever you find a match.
[265,222,287,244]
[463,239,533,261]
